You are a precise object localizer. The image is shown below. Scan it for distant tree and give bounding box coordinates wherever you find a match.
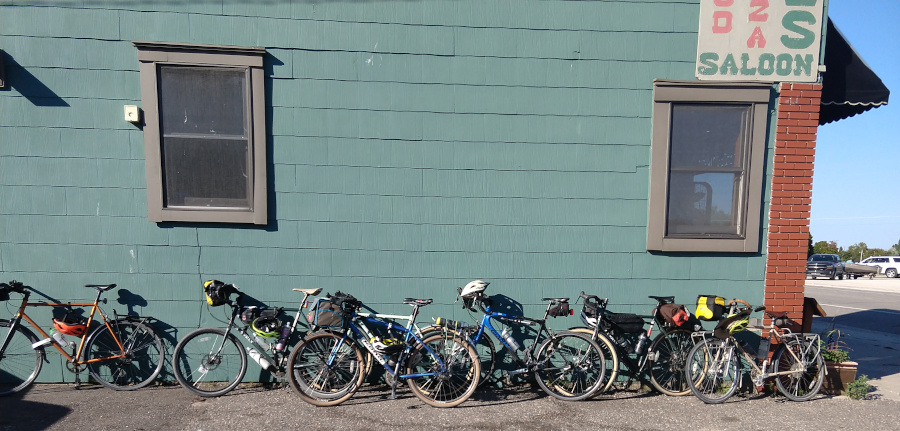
[890,238,900,255]
[807,233,814,258]
[813,241,838,255]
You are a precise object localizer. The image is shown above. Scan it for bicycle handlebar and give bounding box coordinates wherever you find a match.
[1,280,28,293]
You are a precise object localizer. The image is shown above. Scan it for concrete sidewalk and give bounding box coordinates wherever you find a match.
[807,277,900,401]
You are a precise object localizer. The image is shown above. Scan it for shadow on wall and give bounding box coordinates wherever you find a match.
[1,51,69,106]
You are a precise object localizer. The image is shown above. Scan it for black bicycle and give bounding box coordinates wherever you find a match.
[568,292,696,396]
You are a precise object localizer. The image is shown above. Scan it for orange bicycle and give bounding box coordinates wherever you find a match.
[0,280,164,395]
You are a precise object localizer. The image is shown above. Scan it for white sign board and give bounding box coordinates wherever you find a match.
[696,0,824,82]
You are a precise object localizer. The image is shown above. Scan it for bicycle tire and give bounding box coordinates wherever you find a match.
[0,320,44,396]
[567,327,618,394]
[287,331,365,406]
[406,332,481,407]
[648,328,694,396]
[85,320,164,390]
[685,337,740,404]
[172,327,247,397]
[421,325,496,388]
[773,338,825,401]
[534,332,606,401]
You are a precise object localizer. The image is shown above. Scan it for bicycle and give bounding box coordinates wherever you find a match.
[0,281,165,395]
[568,292,696,396]
[172,280,323,397]
[287,291,481,408]
[684,299,825,404]
[432,281,607,401]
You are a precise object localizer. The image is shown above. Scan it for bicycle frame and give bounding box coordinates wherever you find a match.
[342,308,447,379]
[222,289,321,374]
[1,287,129,366]
[468,299,558,374]
[696,322,822,386]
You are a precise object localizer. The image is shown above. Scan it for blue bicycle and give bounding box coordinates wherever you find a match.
[433,281,607,401]
[287,292,480,408]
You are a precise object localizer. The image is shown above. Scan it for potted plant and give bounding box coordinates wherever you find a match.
[820,329,858,395]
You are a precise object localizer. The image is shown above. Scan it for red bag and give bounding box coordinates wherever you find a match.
[659,304,690,327]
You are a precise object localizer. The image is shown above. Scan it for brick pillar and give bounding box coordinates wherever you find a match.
[764,82,822,332]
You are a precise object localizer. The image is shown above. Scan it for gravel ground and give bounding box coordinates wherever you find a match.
[2,382,897,431]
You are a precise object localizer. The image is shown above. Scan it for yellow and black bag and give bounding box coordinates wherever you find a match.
[695,295,725,321]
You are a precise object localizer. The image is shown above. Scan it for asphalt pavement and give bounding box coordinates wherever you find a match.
[1,381,898,431]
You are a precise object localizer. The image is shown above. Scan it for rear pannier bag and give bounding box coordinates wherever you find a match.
[695,295,726,321]
[608,313,644,334]
[307,298,344,328]
[659,304,690,327]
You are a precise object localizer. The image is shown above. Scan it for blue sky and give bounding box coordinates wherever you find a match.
[810,0,900,250]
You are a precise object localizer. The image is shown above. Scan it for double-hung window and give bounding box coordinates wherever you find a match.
[647,80,772,252]
[134,42,267,225]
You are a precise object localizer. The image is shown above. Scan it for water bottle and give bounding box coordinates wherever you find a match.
[51,330,75,348]
[500,328,520,352]
[246,347,275,371]
[634,332,648,354]
[275,323,291,352]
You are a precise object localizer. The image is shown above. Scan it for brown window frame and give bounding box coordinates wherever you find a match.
[134,41,268,225]
[647,80,772,252]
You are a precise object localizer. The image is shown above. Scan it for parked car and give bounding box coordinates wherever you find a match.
[859,256,900,278]
[806,254,845,280]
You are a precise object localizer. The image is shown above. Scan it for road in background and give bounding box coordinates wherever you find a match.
[806,277,900,401]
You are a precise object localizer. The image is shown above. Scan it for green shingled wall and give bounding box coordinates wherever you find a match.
[0,0,770,383]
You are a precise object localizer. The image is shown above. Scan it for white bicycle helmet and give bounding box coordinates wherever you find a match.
[460,280,489,298]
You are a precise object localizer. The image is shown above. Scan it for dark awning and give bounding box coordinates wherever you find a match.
[820,18,890,125]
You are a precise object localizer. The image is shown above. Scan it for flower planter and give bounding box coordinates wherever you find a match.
[822,361,858,395]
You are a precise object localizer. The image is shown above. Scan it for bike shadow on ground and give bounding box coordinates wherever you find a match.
[0,390,71,431]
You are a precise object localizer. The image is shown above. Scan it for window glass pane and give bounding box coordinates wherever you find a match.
[670,104,749,168]
[158,66,246,137]
[666,104,751,237]
[666,172,739,235]
[162,137,249,208]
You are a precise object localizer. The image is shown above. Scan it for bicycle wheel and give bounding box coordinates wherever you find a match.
[534,333,606,401]
[421,325,496,388]
[685,337,740,404]
[287,331,365,406]
[0,320,44,396]
[773,337,825,401]
[567,327,618,394]
[406,332,480,407]
[86,320,164,390]
[172,327,247,397]
[648,328,694,396]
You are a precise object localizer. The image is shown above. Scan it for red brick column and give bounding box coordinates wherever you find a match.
[764,82,822,332]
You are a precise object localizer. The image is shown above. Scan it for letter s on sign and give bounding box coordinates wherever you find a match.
[781,10,816,49]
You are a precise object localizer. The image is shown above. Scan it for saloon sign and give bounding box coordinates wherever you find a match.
[696,0,824,82]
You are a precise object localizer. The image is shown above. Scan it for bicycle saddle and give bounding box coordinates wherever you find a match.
[293,287,322,295]
[403,298,433,306]
[648,295,674,304]
[541,297,569,303]
[85,284,117,292]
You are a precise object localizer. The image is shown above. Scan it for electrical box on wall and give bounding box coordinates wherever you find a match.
[124,105,141,123]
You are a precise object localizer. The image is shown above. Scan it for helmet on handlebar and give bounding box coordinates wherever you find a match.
[460,280,489,298]
[204,280,237,307]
